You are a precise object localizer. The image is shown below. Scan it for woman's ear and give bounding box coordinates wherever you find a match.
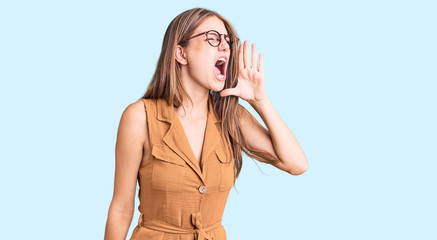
[175,45,188,65]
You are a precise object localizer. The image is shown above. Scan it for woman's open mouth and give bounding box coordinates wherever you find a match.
[214,57,227,81]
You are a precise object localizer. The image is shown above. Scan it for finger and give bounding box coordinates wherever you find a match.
[238,44,244,72]
[251,43,257,70]
[259,53,264,72]
[243,40,250,68]
[220,87,240,97]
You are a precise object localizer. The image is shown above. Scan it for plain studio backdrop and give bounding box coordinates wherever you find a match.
[1,0,436,239]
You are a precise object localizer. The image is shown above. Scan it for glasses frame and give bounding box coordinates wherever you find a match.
[183,30,240,47]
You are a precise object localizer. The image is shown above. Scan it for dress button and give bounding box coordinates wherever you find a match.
[198,185,207,194]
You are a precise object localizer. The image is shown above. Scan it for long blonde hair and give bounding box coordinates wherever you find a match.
[140,8,277,185]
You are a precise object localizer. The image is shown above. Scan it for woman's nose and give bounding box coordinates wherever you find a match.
[218,37,230,52]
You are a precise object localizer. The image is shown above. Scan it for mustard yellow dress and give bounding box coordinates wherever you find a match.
[130,95,234,240]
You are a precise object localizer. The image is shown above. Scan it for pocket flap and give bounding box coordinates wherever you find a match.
[215,147,231,163]
[151,145,186,166]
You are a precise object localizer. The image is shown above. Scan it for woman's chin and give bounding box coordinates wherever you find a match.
[212,82,226,92]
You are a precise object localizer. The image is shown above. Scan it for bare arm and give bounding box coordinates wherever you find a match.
[220,40,307,175]
[238,100,308,175]
[104,100,148,240]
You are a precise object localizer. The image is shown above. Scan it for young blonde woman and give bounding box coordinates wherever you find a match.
[104,8,308,240]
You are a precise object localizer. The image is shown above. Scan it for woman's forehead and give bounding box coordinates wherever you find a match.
[195,16,228,34]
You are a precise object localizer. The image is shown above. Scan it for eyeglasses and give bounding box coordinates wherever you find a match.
[183,30,239,47]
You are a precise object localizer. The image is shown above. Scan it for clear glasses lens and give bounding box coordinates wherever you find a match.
[206,31,220,46]
[206,31,232,47]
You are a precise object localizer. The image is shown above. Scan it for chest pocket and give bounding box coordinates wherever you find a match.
[151,144,186,192]
[215,147,234,191]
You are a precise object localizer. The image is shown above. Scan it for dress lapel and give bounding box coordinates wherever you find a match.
[200,97,221,173]
[156,96,221,184]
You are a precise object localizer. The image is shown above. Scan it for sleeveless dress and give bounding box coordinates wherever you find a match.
[130,95,235,240]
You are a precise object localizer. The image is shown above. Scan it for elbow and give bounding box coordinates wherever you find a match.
[288,159,308,176]
[289,167,306,175]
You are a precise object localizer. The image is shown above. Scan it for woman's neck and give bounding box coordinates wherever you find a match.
[174,92,209,121]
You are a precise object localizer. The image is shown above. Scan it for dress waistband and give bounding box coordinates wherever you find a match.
[137,212,221,240]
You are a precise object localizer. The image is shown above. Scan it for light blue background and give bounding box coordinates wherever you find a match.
[1,0,436,239]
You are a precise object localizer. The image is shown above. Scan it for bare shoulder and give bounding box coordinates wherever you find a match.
[122,99,147,122]
[117,99,150,157]
[120,100,147,133]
